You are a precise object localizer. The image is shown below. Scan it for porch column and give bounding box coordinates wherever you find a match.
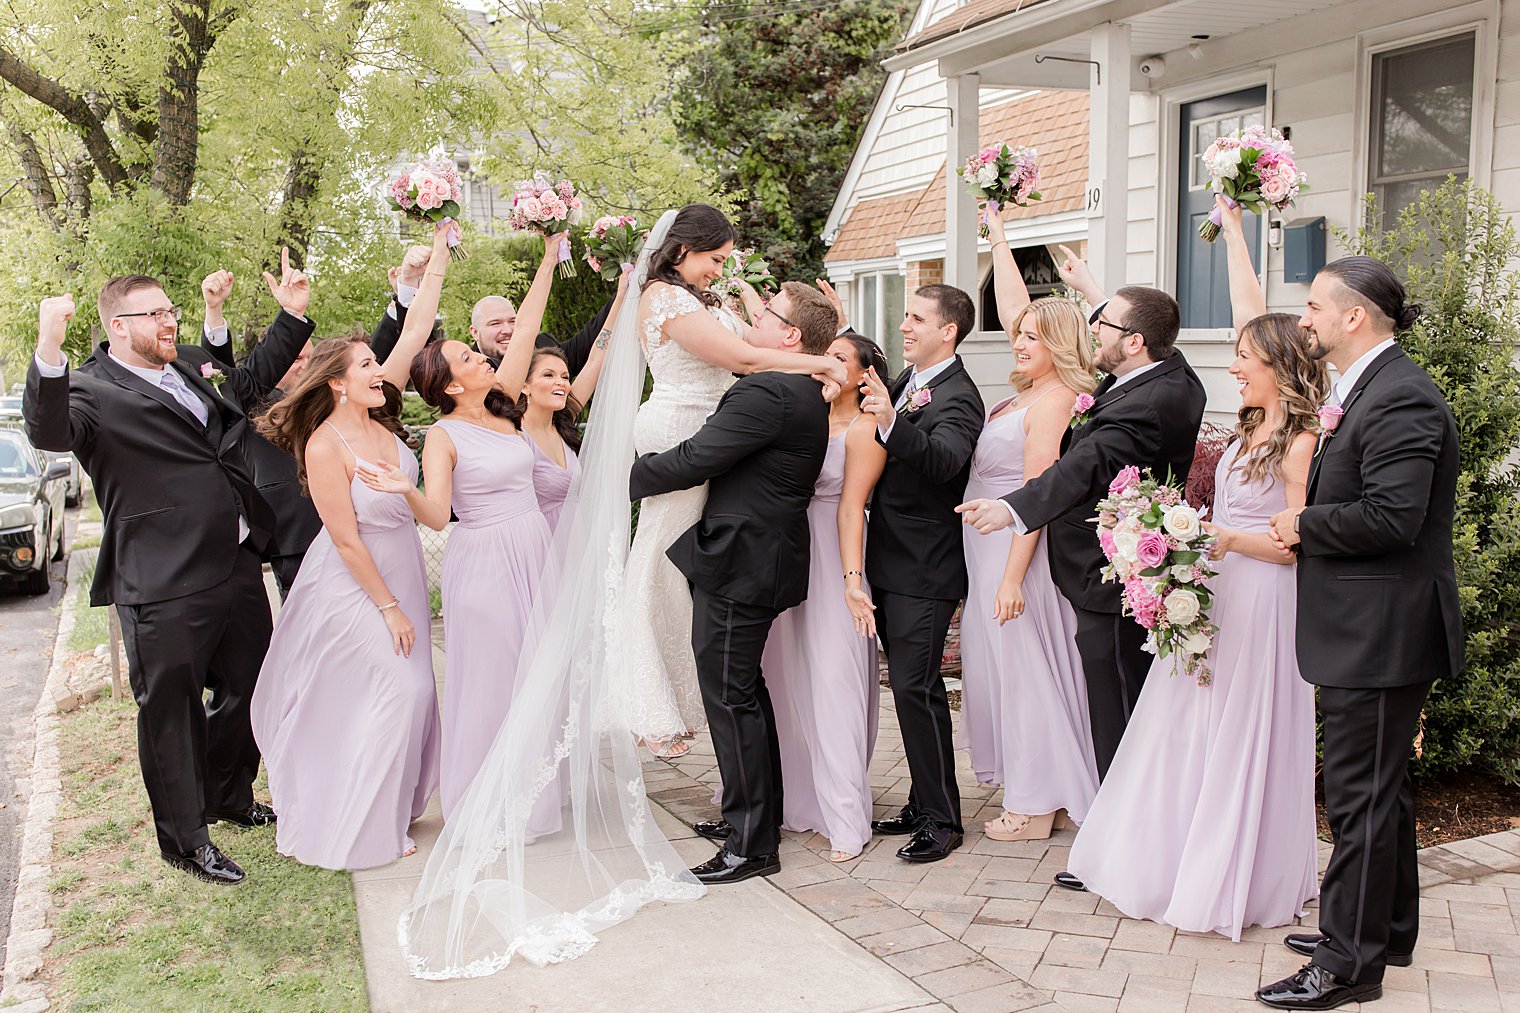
[945,72,980,305]
[1088,22,1131,293]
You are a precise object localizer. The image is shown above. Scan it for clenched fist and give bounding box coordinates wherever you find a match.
[201,269,234,312]
[37,295,76,363]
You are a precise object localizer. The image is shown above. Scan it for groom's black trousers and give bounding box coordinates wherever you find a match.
[690,586,784,859]
[1071,604,1151,781]
[875,590,961,833]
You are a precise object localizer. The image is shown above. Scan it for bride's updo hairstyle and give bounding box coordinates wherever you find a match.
[1319,255,1423,333]
[645,203,735,310]
[1232,313,1329,484]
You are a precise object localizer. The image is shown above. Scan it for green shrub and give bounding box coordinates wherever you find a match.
[1337,177,1520,785]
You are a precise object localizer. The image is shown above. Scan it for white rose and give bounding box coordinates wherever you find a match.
[976,164,999,188]
[1171,563,1196,582]
[411,168,444,190]
[1163,504,1201,541]
[1164,587,1201,625]
[1116,515,1143,537]
[1183,631,1212,656]
[1113,528,1141,561]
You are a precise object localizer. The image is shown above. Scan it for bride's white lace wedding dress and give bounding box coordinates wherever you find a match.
[611,284,739,741]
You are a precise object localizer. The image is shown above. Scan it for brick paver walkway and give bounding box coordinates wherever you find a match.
[644,688,1520,1013]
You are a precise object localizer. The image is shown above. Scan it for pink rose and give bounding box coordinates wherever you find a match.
[200,362,215,378]
[1071,392,1095,418]
[1135,530,1170,569]
[1099,528,1117,561]
[908,388,933,412]
[1318,405,1344,432]
[587,255,602,272]
[1260,169,1293,204]
[1109,465,1142,496]
[520,196,543,220]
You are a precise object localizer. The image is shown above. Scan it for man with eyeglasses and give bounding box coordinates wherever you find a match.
[24,261,314,887]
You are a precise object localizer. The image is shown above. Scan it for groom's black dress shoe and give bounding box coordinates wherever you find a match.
[1283,933,1412,967]
[1255,963,1381,1009]
[689,846,780,884]
[693,819,733,842]
[896,825,962,863]
[161,843,245,885]
[207,801,277,827]
[1053,871,1087,892]
[872,806,927,836]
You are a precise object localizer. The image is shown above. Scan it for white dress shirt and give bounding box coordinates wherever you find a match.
[878,354,959,442]
[1330,337,1396,407]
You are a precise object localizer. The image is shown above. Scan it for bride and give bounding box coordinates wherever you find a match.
[400,206,844,978]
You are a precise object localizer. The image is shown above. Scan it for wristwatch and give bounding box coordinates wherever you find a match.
[1293,513,1301,534]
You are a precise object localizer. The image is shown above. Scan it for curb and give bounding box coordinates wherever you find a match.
[0,549,92,1013]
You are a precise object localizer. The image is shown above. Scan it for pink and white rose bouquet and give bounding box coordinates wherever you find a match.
[1095,466,1219,685]
[507,174,585,277]
[386,159,467,260]
[1197,124,1307,242]
[581,215,645,281]
[708,247,778,304]
[957,142,1042,238]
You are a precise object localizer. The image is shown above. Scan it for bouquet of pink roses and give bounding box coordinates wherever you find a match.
[507,173,585,277]
[708,247,777,303]
[957,142,1042,238]
[1197,124,1307,242]
[386,159,468,260]
[1095,466,1218,686]
[581,215,645,281]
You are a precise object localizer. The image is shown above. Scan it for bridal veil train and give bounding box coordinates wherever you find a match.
[399,211,705,979]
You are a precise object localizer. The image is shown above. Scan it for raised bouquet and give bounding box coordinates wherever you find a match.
[386,159,468,260]
[582,215,645,281]
[708,247,777,303]
[957,142,1042,238]
[1095,466,1218,686]
[507,173,585,277]
[1197,124,1307,242]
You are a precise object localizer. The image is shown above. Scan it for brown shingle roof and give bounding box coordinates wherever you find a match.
[825,191,928,264]
[899,0,1061,53]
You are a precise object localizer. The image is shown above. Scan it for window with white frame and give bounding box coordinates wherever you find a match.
[1369,32,1477,227]
[853,271,906,374]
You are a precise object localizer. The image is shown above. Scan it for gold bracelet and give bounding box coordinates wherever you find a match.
[377,598,400,612]
[844,570,862,579]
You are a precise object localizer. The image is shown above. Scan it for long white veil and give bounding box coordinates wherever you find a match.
[399,210,704,979]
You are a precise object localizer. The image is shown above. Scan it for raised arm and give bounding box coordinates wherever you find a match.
[492,233,564,401]
[991,220,1031,333]
[654,284,846,384]
[371,245,432,365]
[1218,196,1267,330]
[200,269,237,370]
[568,270,630,406]
[558,294,615,376]
[1055,244,1106,308]
[838,418,887,638]
[379,222,454,390]
[24,295,98,454]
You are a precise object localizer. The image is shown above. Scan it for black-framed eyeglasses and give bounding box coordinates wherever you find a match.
[762,303,795,328]
[115,306,182,324]
[1095,314,1138,336]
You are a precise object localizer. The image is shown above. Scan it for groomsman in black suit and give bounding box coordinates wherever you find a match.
[24,261,312,885]
[857,284,985,864]
[958,285,1205,789]
[629,283,837,884]
[1255,257,1462,1011]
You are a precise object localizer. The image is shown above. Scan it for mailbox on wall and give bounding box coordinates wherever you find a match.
[1282,216,1326,284]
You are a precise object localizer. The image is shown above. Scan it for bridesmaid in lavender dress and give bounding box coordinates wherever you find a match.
[763,334,889,863]
[1066,210,1328,938]
[959,292,1101,841]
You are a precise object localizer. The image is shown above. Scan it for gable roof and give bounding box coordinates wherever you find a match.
[899,0,1063,53]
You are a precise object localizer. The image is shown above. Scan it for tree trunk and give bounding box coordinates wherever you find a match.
[5,119,60,228]
[151,0,212,205]
[277,147,321,269]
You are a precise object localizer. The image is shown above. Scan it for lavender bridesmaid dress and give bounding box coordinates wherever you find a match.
[252,427,440,871]
[760,421,879,854]
[434,420,555,826]
[1067,443,1319,940]
[529,437,579,534]
[959,394,1099,822]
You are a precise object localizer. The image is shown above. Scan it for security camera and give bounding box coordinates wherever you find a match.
[1139,56,1167,80]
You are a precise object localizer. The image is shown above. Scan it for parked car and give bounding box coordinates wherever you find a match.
[0,396,80,506]
[0,427,68,594]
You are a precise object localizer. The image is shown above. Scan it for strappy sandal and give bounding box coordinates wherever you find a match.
[983,810,1055,842]
[639,736,691,759]
[828,849,860,863]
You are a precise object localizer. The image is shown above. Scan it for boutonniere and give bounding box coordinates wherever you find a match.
[905,387,933,413]
[1069,392,1096,430]
[1314,404,1343,456]
[200,362,228,391]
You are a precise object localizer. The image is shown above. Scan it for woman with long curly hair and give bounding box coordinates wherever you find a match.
[1065,197,1329,939]
[250,222,456,870]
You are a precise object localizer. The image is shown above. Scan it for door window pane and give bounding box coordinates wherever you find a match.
[1371,33,1475,227]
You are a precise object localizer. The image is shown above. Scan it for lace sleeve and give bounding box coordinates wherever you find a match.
[641,285,704,351]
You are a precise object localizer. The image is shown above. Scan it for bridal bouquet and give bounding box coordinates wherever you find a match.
[386,159,468,260]
[507,174,585,277]
[708,247,777,303]
[1197,125,1307,242]
[582,215,645,281]
[1095,466,1218,686]
[957,142,1042,238]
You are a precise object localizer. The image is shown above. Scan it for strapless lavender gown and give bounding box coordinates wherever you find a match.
[1068,443,1319,940]
[529,437,579,533]
[434,420,555,826]
[252,432,440,871]
[959,395,1098,822]
[759,425,879,854]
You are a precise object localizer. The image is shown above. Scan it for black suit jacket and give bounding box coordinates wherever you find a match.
[1003,353,1206,612]
[1297,346,1463,688]
[369,295,613,376]
[866,356,985,600]
[24,325,307,606]
[630,372,829,611]
[202,313,323,559]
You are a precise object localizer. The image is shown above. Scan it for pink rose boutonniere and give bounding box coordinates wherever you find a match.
[1069,392,1096,430]
[200,362,227,391]
[905,387,933,413]
[1315,404,1344,455]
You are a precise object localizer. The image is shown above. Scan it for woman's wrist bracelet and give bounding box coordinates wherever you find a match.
[377,598,400,612]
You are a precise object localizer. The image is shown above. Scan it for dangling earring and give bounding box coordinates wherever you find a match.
[338,386,347,405]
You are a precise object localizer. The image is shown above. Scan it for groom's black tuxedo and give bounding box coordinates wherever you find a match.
[1002,352,1205,777]
[630,371,828,859]
[1296,344,1461,988]
[25,324,307,857]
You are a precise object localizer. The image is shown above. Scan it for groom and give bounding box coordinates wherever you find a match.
[628,282,836,883]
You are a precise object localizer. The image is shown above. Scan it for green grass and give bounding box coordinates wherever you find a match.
[45,699,368,1012]
[65,549,108,656]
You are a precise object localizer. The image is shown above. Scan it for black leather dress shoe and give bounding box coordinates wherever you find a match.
[896,825,962,863]
[689,847,780,884]
[693,819,733,842]
[1256,963,1382,1009]
[1283,933,1411,967]
[1053,871,1087,892]
[206,801,277,827]
[161,843,245,885]
[871,805,926,836]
